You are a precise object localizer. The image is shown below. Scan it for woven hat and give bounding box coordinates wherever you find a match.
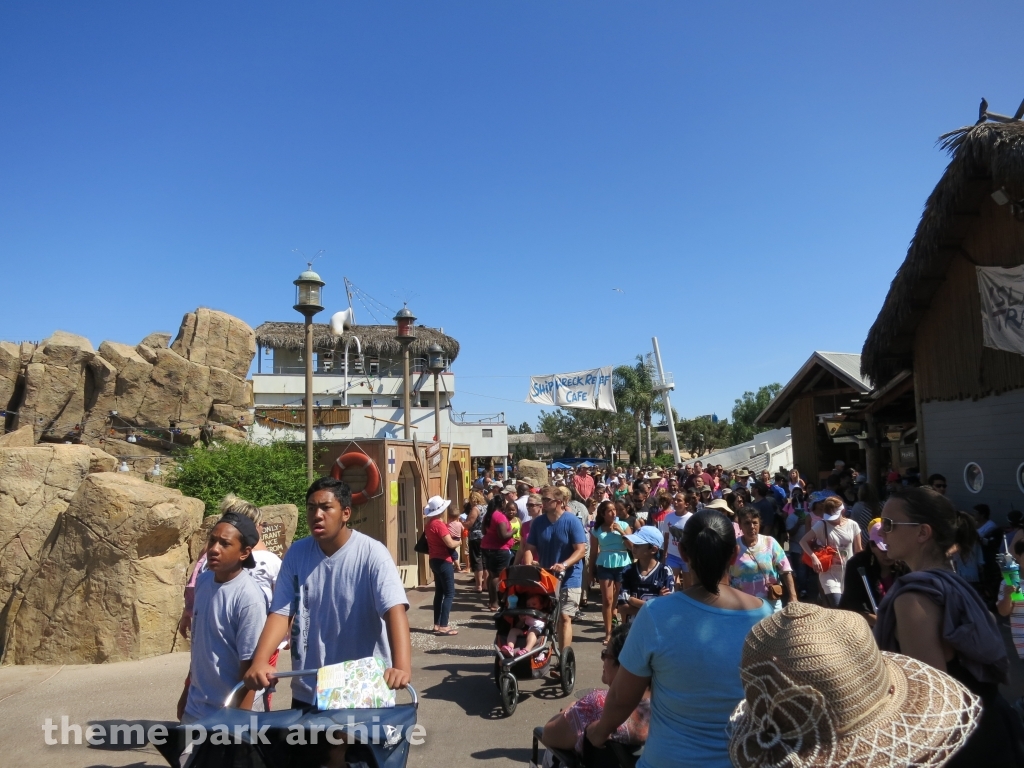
[728,603,980,768]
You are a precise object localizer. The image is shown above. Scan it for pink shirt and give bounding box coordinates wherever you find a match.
[573,474,595,501]
[481,511,513,550]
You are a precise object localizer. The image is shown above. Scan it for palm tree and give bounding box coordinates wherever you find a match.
[613,354,656,464]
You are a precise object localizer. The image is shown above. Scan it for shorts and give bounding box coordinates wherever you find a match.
[469,539,484,572]
[559,587,582,619]
[482,547,512,575]
[595,565,627,583]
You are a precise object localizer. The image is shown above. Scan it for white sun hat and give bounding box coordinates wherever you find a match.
[423,496,451,517]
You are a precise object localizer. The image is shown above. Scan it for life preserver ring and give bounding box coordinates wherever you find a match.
[330,452,382,505]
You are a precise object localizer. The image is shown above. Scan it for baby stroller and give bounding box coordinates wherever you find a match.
[493,564,576,716]
[148,669,418,768]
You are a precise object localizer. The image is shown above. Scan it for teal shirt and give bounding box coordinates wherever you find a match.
[619,591,772,768]
[593,523,632,569]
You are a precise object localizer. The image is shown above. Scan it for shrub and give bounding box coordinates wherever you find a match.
[169,441,311,539]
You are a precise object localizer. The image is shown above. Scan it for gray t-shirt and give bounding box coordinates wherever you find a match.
[270,531,409,704]
[186,569,267,720]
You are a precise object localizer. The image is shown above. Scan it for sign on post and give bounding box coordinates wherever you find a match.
[526,367,616,411]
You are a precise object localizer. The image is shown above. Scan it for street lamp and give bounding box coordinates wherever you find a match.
[294,264,325,482]
[427,342,445,441]
[394,304,416,438]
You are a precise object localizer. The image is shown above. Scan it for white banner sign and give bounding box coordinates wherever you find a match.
[977,265,1024,355]
[527,367,616,411]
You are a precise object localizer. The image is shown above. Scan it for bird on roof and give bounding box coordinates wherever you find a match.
[978,97,989,124]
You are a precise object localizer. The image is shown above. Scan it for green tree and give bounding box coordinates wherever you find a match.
[614,354,656,464]
[676,416,733,457]
[518,422,533,434]
[507,424,517,434]
[537,408,634,462]
[730,383,782,444]
[169,441,313,539]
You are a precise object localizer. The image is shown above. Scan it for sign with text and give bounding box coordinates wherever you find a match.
[978,265,1024,355]
[527,366,616,411]
[260,522,287,557]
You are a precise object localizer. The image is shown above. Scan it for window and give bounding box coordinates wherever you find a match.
[332,399,342,406]
[482,428,493,438]
[362,399,371,407]
[420,397,429,407]
[392,399,401,408]
[964,462,984,494]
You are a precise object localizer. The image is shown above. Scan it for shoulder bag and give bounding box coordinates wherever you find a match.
[801,520,837,572]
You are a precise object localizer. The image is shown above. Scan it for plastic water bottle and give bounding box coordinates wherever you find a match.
[998,552,1024,602]
[506,595,518,609]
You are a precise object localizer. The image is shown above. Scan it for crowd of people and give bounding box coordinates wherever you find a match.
[464,459,1024,766]
[172,456,1024,768]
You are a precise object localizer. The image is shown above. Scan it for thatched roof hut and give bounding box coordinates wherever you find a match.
[254,322,460,361]
[861,121,1024,385]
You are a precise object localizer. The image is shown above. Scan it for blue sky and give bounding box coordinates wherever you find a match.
[2,3,1022,429]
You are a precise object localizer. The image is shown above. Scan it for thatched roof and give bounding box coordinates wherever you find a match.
[861,121,1024,385]
[254,322,460,360]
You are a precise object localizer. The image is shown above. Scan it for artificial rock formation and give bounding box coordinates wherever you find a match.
[3,308,255,450]
[0,445,98,610]
[0,472,204,665]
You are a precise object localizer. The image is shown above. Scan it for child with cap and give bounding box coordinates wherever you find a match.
[618,526,674,625]
[177,511,268,722]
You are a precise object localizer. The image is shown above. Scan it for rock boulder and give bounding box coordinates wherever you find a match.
[139,332,172,350]
[16,332,95,441]
[0,472,204,664]
[0,445,95,609]
[0,341,20,417]
[171,308,255,379]
[517,460,549,489]
[0,425,34,448]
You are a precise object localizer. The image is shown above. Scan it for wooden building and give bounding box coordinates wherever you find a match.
[861,120,1024,516]
[319,438,472,587]
[755,352,873,485]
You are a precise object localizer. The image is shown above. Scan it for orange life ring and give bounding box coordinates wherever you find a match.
[330,451,382,505]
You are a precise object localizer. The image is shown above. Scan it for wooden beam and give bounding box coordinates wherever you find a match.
[364,415,418,428]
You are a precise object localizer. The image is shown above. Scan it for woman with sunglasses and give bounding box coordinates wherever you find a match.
[798,495,862,607]
[874,486,1024,766]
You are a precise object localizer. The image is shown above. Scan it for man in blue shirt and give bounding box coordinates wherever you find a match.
[519,485,587,650]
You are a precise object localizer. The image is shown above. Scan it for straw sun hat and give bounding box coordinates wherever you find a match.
[728,603,980,768]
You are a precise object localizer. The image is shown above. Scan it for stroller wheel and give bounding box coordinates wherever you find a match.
[494,657,503,690]
[499,671,519,716]
[559,646,576,696]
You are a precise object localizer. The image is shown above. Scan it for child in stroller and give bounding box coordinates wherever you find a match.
[499,594,549,657]
[492,565,576,715]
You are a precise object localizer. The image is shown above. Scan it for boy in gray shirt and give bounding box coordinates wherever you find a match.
[179,512,267,722]
[245,477,411,707]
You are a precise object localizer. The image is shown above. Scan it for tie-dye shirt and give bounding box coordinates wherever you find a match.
[729,534,791,598]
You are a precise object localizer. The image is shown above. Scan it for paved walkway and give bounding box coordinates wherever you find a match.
[0,573,609,767]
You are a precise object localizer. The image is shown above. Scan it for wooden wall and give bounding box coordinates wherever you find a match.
[922,390,1024,522]
[914,196,1024,402]
[791,396,819,481]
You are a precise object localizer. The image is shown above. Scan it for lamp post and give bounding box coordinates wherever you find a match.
[294,264,325,482]
[394,305,416,439]
[427,342,445,442]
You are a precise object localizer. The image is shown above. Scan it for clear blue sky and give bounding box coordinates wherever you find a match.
[2,3,1022,429]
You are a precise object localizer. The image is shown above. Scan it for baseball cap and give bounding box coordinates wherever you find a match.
[867,518,887,551]
[625,526,664,548]
[216,512,259,568]
[502,485,517,495]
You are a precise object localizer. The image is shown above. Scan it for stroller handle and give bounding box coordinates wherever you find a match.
[224,669,418,709]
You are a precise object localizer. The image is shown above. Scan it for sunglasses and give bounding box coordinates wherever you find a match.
[880,517,922,533]
[600,649,613,661]
[541,497,557,503]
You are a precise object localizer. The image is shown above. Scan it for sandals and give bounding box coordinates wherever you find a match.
[434,627,458,636]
